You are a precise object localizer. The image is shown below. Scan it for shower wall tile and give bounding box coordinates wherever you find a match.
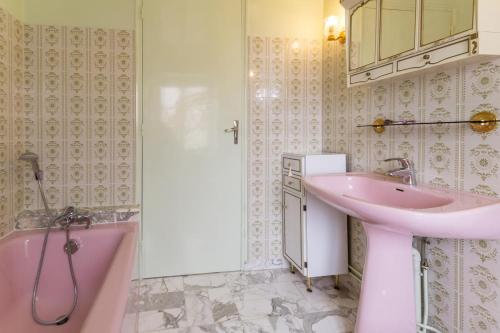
[23,24,136,211]
[247,36,322,270]
[0,2,137,235]
[322,34,500,332]
[0,7,24,237]
[66,27,90,207]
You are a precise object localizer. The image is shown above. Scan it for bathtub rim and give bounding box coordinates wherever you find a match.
[81,222,138,333]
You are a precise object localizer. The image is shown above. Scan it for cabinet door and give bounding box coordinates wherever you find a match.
[379,0,417,60]
[421,0,475,46]
[283,191,303,268]
[349,0,377,70]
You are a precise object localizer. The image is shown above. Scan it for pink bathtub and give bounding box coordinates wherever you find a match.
[0,222,138,333]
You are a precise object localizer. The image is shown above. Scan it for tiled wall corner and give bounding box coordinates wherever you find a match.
[247,36,323,270]
[0,7,24,237]
[0,1,137,238]
[23,24,136,211]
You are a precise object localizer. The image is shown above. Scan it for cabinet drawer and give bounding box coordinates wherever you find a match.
[350,63,394,85]
[397,39,469,72]
[283,174,302,192]
[283,157,302,173]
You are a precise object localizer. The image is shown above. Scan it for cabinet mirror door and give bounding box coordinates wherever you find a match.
[379,0,416,60]
[349,0,377,70]
[421,0,474,46]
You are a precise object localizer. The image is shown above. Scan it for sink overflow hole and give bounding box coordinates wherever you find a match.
[396,188,404,192]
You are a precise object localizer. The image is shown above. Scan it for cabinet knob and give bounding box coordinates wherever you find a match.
[365,72,371,77]
[423,54,431,60]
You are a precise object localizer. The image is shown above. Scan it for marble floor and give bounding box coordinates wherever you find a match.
[129,269,358,333]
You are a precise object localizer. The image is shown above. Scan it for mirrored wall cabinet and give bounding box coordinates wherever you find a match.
[341,0,500,86]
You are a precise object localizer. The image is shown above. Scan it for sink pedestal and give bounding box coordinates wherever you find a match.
[355,222,416,333]
[303,172,500,332]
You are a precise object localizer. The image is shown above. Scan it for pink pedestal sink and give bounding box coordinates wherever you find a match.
[303,173,500,333]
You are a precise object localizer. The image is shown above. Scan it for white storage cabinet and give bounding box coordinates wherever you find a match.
[282,153,348,291]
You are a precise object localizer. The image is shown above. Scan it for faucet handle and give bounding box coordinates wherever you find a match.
[62,206,76,216]
[53,206,75,225]
[74,214,93,229]
[384,158,414,169]
[53,206,94,229]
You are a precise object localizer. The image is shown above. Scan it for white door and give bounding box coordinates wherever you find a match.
[142,0,244,278]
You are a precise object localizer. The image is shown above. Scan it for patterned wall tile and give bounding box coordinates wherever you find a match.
[369,82,393,173]
[333,44,349,156]
[247,36,322,270]
[420,68,461,332]
[306,39,322,153]
[393,76,422,179]
[267,37,286,267]
[22,24,40,210]
[112,29,135,206]
[66,27,90,207]
[348,218,366,274]
[322,41,335,153]
[286,39,306,154]
[23,25,136,211]
[462,60,500,333]
[426,238,459,332]
[350,85,370,172]
[0,7,24,237]
[422,69,460,189]
[247,36,268,269]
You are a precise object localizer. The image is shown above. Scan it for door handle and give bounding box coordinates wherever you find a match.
[224,120,239,144]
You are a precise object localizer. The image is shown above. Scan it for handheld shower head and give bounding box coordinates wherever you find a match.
[19,151,39,162]
[19,151,51,216]
[19,151,42,181]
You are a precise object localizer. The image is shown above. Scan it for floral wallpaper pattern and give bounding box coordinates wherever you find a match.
[0,8,24,237]
[247,36,322,269]
[23,24,136,211]
[323,40,500,332]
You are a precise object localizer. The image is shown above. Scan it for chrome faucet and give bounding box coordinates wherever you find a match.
[53,206,93,229]
[384,158,417,186]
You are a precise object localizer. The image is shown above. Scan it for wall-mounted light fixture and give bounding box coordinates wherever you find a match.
[325,16,346,43]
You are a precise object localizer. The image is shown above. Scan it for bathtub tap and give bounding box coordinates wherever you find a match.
[53,206,93,230]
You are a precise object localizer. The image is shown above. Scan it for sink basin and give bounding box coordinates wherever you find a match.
[304,172,500,239]
[303,172,500,333]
